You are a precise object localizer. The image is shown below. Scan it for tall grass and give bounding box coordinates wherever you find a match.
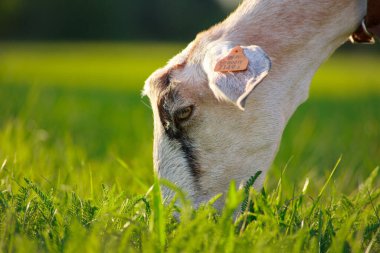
[0,43,379,252]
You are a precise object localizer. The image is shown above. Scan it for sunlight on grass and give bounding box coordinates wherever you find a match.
[311,53,380,97]
[0,42,184,90]
[0,43,379,252]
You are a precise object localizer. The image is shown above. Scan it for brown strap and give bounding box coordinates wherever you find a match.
[351,0,380,43]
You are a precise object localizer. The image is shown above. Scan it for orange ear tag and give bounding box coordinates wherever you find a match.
[214,46,249,73]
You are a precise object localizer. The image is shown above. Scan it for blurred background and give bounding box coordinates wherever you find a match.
[0,0,379,196]
[0,0,235,41]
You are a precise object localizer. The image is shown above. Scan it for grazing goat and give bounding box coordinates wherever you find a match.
[143,0,378,209]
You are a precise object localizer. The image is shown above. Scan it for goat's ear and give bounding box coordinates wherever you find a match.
[203,44,271,110]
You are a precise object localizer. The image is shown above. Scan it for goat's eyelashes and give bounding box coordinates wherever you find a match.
[174,106,194,122]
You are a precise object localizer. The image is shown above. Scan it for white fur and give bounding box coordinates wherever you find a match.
[144,0,367,209]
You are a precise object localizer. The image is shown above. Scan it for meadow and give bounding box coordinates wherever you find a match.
[0,42,379,252]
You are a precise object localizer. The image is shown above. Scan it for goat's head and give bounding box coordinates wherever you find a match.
[143,38,284,208]
[143,0,366,208]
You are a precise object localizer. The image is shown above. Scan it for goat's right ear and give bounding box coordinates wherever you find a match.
[203,43,271,110]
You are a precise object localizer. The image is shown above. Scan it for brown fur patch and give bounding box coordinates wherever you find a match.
[149,62,187,98]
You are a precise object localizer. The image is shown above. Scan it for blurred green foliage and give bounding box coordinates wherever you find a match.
[0,0,226,41]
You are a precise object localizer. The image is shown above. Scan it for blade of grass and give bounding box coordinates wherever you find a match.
[150,177,166,252]
[115,157,148,189]
[308,156,342,218]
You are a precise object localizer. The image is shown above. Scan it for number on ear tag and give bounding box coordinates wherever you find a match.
[214,46,249,73]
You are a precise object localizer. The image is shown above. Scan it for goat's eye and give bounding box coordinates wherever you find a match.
[174,106,193,122]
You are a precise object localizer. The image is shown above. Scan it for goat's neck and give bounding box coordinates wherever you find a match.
[188,0,366,120]
[216,0,366,118]
[223,0,365,59]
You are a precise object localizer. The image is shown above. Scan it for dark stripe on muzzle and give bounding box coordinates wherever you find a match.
[157,89,202,183]
[176,135,201,182]
[164,122,202,184]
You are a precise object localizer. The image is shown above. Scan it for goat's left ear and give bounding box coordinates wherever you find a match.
[203,44,271,110]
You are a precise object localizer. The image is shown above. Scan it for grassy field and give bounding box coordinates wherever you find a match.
[0,42,379,252]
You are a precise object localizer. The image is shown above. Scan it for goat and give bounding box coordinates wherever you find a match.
[143,0,375,209]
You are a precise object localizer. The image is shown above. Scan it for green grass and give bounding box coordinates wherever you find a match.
[0,42,379,252]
